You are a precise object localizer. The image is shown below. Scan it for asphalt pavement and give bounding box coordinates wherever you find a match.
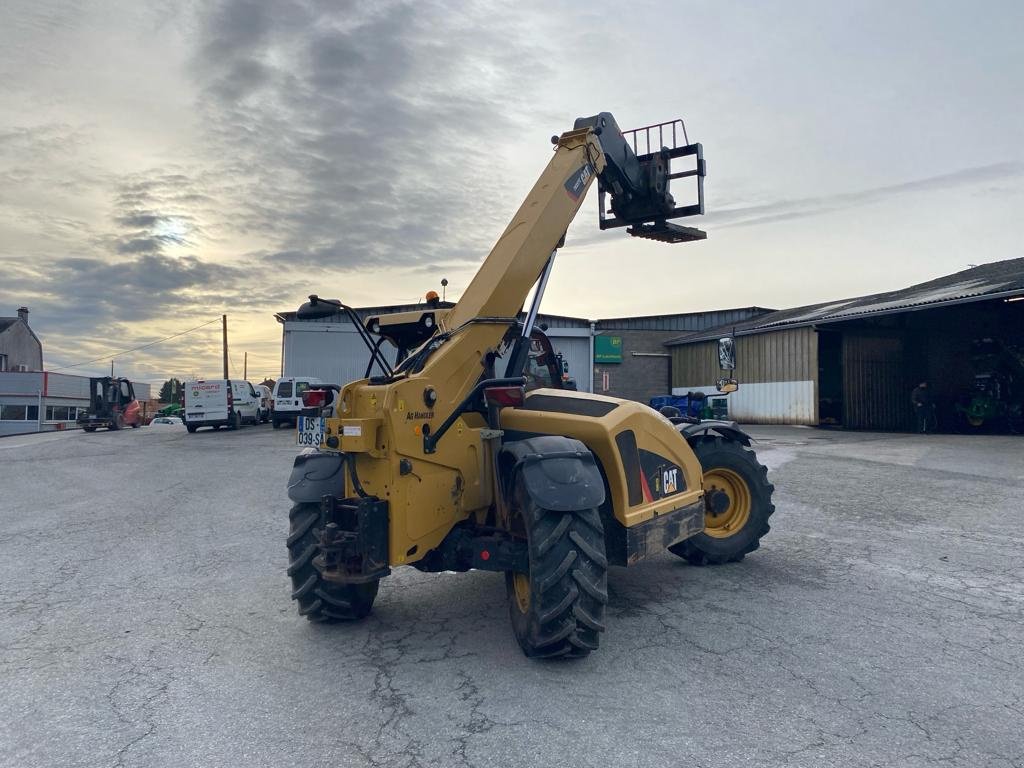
[1,423,1022,767]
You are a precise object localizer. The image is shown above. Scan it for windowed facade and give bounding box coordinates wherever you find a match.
[0,404,39,420]
[45,405,83,422]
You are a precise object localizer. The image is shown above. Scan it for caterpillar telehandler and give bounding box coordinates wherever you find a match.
[285,113,775,657]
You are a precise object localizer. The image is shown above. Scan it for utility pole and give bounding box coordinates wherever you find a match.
[111,360,114,377]
[243,351,248,380]
[222,314,229,379]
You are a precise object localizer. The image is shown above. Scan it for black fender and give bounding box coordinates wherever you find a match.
[499,436,606,512]
[677,419,751,447]
[286,450,346,503]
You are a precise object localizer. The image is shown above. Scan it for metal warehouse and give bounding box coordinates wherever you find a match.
[274,302,770,397]
[668,259,1024,430]
[275,301,594,389]
[593,308,772,402]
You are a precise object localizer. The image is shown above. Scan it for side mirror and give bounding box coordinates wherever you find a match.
[716,378,738,394]
[718,337,736,371]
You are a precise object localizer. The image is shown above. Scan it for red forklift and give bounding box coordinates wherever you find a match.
[77,377,142,432]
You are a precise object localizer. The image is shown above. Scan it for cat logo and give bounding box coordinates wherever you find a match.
[563,163,594,202]
[662,467,679,495]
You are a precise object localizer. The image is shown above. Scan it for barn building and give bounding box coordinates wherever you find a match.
[668,259,1024,430]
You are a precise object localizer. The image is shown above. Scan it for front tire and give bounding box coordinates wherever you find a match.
[288,503,378,622]
[505,476,608,658]
[669,436,775,566]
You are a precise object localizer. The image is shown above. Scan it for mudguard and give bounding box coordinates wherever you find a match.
[500,436,606,512]
[286,450,346,503]
[677,419,751,447]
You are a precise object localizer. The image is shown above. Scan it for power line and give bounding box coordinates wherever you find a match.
[49,318,222,372]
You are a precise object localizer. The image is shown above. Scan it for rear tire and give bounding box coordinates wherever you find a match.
[288,503,378,622]
[83,426,96,433]
[272,418,282,430]
[669,436,775,566]
[186,424,197,433]
[228,411,241,430]
[505,476,608,658]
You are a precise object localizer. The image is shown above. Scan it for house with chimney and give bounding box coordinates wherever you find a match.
[0,307,42,372]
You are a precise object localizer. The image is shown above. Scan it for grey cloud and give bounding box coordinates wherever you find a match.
[190,0,552,271]
[710,162,1024,229]
[114,235,184,255]
[0,252,296,344]
[114,213,165,229]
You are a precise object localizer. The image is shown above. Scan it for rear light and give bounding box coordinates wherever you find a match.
[270,398,275,409]
[227,389,234,407]
[303,389,327,408]
[484,386,525,408]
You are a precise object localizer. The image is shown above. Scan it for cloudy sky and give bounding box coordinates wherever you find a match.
[1,0,1022,385]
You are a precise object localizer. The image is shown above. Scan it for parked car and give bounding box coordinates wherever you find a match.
[271,376,329,429]
[149,416,184,426]
[182,379,261,433]
[253,384,272,423]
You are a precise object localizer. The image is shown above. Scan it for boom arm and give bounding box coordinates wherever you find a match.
[441,126,604,332]
[435,113,706,359]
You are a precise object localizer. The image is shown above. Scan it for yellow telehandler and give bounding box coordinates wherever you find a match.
[286,113,774,657]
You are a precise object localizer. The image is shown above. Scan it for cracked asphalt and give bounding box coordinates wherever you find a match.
[1,424,1022,767]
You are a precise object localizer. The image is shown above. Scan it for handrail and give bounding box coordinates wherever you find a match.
[422,376,526,454]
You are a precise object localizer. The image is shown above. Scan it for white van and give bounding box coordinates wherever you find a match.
[254,384,272,423]
[183,379,261,433]
[271,376,326,429]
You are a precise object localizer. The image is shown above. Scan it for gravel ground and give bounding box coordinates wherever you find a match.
[1,424,1022,768]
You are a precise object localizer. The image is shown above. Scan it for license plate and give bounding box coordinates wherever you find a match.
[296,416,326,447]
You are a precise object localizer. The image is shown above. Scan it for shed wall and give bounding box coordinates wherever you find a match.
[283,323,399,386]
[671,327,818,424]
[593,329,672,403]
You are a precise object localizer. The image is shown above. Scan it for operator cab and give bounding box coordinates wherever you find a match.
[523,332,566,392]
[495,326,569,392]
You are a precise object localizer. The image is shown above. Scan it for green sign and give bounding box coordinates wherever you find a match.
[594,335,623,364]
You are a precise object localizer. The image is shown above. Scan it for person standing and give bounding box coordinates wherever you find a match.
[911,381,935,433]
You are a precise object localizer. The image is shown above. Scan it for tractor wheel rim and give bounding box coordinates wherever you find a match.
[703,468,752,539]
[513,572,531,613]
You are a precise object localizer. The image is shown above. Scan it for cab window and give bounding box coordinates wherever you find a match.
[524,335,560,392]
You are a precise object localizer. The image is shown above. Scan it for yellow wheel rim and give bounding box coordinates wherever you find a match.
[968,416,984,427]
[513,572,531,613]
[703,468,752,539]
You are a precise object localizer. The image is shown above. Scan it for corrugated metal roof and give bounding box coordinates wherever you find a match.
[596,307,774,331]
[666,257,1024,346]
